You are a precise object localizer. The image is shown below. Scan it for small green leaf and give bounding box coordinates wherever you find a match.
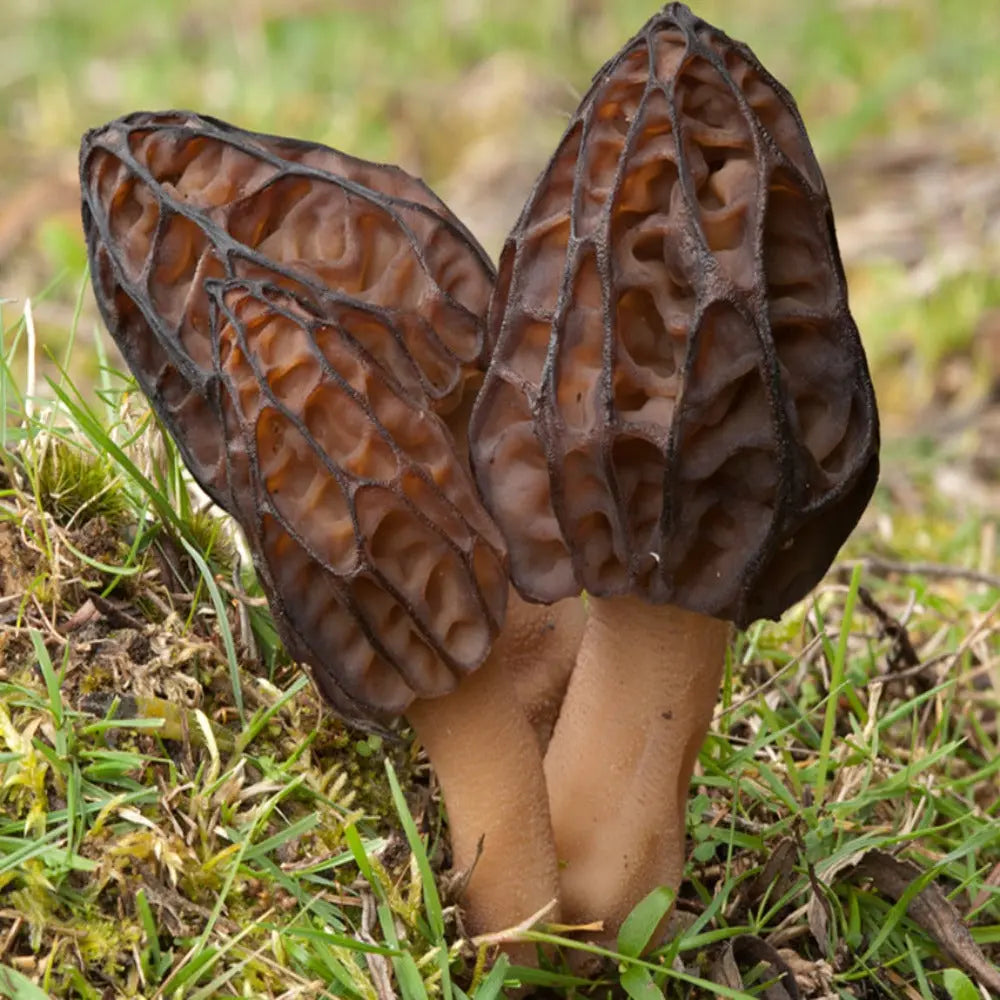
[136,888,161,975]
[692,840,718,862]
[942,968,980,1000]
[621,963,665,1000]
[0,964,51,1000]
[344,822,375,884]
[617,886,675,958]
[470,954,510,1000]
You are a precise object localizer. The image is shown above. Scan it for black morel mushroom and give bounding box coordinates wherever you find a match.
[79,116,574,946]
[469,2,879,941]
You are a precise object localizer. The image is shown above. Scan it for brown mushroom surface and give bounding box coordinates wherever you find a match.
[469,3,879,941]
[79,111,496,513]
[210,280,560,937]
[80,118,564,944]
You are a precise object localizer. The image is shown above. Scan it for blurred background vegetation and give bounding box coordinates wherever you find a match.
[2,0,999,498]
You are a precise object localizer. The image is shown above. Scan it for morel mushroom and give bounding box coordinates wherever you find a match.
[469,3,879,940]
[209,279,559,936]
[79,116,571,941]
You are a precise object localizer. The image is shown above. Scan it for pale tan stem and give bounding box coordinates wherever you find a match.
[504,592,586,749]
[406,618,561,945]
[543,596,729,942]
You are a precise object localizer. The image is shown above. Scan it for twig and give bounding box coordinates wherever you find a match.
[358,891,397,1000]
[0,913,22,961]
[470,897,559,948]
[841,556,1000,590]
[716,631,832,720]
[88,592,147,630]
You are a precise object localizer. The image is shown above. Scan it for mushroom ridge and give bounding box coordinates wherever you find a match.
[469,1,879,626]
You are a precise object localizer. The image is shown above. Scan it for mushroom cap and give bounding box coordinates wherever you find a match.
[79,111,507,720]
[211,279,508,719]
[80,110,495,511]
[469,2,879,627]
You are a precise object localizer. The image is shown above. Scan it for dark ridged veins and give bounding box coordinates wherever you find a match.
[469,2,879,627]
[80,112,505,721]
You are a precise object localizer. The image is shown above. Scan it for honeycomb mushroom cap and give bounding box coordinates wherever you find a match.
[79,111,507,721]
[80,110,495,511]
[209,279,508,719]
[469,1,879,628]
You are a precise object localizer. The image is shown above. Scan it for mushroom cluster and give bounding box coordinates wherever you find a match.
[80,2,878,962]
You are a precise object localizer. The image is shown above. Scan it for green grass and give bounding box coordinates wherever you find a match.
[0,282,998,997]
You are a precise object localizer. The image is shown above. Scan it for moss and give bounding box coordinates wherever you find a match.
[35,440,130,527]
[76,914,141,977]
[185,506,237,579]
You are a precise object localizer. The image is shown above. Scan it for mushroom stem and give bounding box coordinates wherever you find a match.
[406,604,562,945]
[505,592,586,749]
[542,596,729,942]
